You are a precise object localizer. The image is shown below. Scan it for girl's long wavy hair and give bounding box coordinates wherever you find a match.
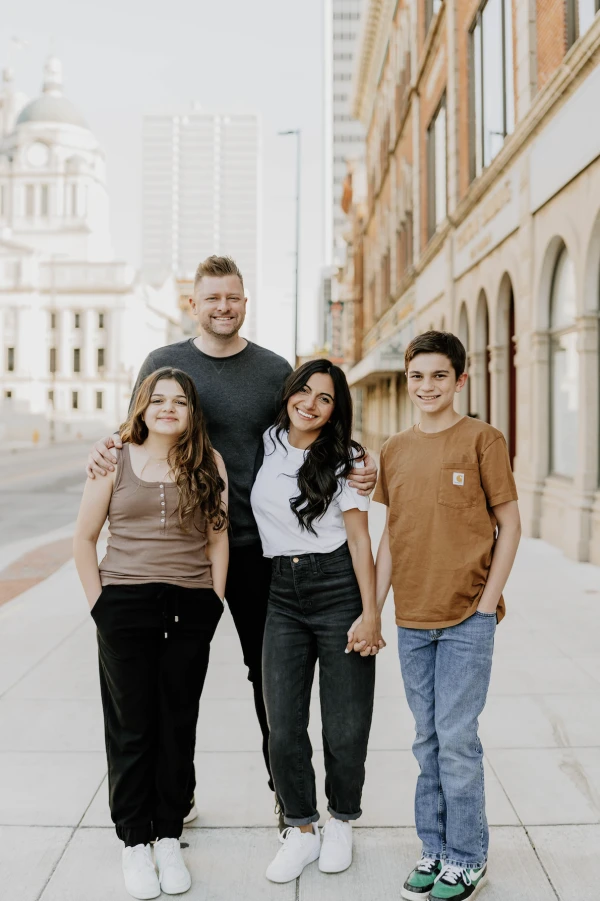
[120,367,227,532]
[270,359,364,535]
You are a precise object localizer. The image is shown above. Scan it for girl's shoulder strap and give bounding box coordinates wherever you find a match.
[112,443,129,492]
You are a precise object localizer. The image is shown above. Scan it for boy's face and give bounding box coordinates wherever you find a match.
[406,352,468,415]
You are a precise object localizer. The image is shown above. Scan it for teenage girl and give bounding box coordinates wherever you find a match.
[74,367,228,900]
[250,359,384,884]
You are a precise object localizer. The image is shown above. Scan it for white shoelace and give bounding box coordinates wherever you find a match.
[157,838,181,868]
[415,856,438,874]
[323,819,347,843]
[127,844,155,875]
[277,827,304,854]
[439,864,469,886]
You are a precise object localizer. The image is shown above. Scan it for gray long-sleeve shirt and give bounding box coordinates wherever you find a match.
[131,339,292,548]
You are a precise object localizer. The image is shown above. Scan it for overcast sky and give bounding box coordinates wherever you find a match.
[1,0,327,360]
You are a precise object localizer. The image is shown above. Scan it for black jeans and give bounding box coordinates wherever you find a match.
[92,582,223,847]
[186,543,274,803]
[262,543,376,826]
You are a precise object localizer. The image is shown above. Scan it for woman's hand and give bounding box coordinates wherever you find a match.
[346,613,386,656]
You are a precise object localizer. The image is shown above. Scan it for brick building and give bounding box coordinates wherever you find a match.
[346,0,600,562]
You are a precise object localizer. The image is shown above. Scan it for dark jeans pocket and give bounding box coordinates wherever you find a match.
[90,586,109,621]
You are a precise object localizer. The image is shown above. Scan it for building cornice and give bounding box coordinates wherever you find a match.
[352,0,397,125]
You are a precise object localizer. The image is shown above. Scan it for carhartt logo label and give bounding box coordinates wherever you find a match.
[453,472,465,486]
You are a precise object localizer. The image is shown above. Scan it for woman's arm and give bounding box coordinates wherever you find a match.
[477,500,521,613]
[342,508,383,656]
[347,507,391,649]
[206,452,229,600]
[73,472,115,608]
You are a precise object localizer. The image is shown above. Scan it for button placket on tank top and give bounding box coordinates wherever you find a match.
[160,484,166,531]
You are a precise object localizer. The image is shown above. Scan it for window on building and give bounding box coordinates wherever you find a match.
[72,390,79,410]
[73,348,81,373]
[48,389,55,406]
[549,246,578,477]
[567,0,600,45]
[6,347,14,372]
[97,347,105,370]
[396,212,414,283]
[470,0,515,179]
[25,184,35,217]
[74,312,81,329]
[426,0,442,30]
[96,391,103,411]
[40,185,49,218]
[49,347,57,373]
[50,311,57,329]
[98,312,105,329]
[70,183,78,216]
[427,96,447,239]
[4,390,12,399]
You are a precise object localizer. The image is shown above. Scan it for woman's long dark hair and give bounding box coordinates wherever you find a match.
[271,359,365,535]
[120,367,227,532]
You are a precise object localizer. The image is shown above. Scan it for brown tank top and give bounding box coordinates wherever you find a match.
[99,444,213,589]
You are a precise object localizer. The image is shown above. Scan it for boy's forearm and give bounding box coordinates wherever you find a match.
[73,537,102,607]
[477,522,521,612]
[375,527,393,612]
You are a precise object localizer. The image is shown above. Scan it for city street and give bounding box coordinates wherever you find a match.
[0,499,598,900]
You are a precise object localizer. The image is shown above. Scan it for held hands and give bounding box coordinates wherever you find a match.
[346,613,386,657]
[86,434,123,479]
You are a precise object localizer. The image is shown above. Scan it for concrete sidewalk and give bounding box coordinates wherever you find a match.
[1,504,599,900]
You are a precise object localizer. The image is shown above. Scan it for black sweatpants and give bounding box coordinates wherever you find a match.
[92,582,223,847]
[186,543,274,804]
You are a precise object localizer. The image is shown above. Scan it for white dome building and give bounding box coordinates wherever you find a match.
[0,58,182,443]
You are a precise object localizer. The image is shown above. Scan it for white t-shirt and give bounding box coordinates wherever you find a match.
[250,427,369,557]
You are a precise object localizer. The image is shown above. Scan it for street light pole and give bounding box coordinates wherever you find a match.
[278,129,301,366]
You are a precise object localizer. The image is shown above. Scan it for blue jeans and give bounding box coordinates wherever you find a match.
[397,611,496,868]
[262,543,376,826]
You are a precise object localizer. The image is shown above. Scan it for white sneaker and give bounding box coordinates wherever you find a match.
[265,823,321,883]
[154,837,192,894]
[319,818,353,873]
[121,844,161,900]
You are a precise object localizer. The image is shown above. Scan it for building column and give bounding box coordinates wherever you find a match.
[468,349,487,420]
[388,375,398,436]
[568,313,600,560]
[524,330,550,539]
[489,343,508,437]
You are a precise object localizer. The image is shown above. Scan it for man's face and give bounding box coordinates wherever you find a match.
[406,352,468,415]
[190,275,247,339]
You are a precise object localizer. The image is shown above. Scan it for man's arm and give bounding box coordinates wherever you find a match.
[477,500,521,613]
[86,353,156,478]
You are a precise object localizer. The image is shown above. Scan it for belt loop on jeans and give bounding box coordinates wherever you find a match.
[273,556,281,576]
[309,553,318,575]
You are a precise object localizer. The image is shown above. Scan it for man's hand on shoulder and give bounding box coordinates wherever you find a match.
[86,433,123,479]
[348,451,378,497]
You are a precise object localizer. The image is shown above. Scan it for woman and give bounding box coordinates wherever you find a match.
[250,358,384,884]
[74,367,228,900]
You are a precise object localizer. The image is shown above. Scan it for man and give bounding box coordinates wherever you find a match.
[88,255,377,823]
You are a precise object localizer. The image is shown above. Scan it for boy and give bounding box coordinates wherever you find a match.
[373,331,521,900]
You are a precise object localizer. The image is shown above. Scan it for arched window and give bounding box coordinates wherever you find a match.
[550,246,578,477]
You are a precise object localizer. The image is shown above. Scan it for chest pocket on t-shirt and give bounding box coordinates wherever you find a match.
[438,462,480,509]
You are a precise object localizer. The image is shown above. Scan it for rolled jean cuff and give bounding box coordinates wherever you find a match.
[422,848,443,861]
[327,805,362,822]
[444,857,487,869]
[284,813,320,827]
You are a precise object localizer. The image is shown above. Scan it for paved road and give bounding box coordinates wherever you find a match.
[0,443,89,546]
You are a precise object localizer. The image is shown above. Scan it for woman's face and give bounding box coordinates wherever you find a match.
[287,372,336,435]
[143,378,190,438]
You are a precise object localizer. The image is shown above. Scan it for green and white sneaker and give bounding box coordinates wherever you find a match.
[430,863,487,899]
[401,856,442,900]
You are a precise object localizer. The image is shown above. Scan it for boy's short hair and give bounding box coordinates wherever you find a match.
[404,331,467,379]
[194,255,244,293]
